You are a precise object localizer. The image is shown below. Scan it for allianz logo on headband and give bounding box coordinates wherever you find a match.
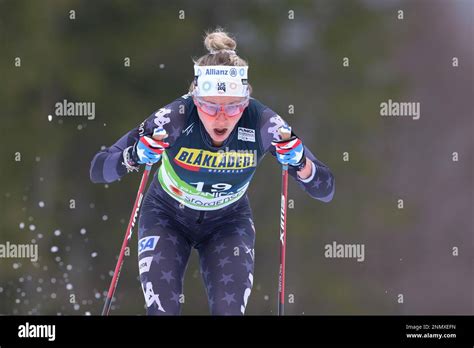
[194,65,249,97]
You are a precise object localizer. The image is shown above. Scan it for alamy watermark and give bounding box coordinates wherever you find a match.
[18,322,55,341]
[380,99,420,120]
[216,146,258,167]
[0,241,38,262]
[324,241,365,262]
[55,99,95,120]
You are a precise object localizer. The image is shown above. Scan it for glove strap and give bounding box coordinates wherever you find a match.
[122,146,140,172]
[291,152,307,171]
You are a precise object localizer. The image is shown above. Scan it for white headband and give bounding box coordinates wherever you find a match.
[193,65,249,97]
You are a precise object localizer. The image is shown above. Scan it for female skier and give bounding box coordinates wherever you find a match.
[90,29,335,315]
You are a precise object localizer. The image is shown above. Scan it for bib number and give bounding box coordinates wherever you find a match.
[190,182,232,192]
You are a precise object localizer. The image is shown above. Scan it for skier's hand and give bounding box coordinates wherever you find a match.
[131,128,169,165]
[271,126,306,169]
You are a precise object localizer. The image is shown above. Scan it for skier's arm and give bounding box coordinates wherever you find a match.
[259,108,335,202]
[90,129,139,183]
[90,96,188,184]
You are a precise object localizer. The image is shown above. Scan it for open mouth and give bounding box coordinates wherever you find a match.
[213,128,228,136]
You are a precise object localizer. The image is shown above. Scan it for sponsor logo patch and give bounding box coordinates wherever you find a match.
[173,147,256,172]
[238,127,255,142]
[138,236,160,255]
[139,256,154,275]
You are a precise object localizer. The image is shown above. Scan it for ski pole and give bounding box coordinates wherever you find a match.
[101,132,167,316]
[277,127,291,316]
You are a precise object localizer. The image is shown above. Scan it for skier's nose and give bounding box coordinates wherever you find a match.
[215,111,227,122]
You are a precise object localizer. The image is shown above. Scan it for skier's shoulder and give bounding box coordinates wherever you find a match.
[138,94,192,139]
[246,97,280,127]
[148,93,194,123]
[151,93,194,118]
[245,97,289,152]
[247,96,268,116]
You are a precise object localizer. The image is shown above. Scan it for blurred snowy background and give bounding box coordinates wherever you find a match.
[0,0,472,315]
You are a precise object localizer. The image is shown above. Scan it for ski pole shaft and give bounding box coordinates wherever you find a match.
[101,164,152,316]
[278,164,289,315]
[278,128,291,316]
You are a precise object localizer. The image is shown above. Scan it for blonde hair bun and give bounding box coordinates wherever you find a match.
[204,28,237,54]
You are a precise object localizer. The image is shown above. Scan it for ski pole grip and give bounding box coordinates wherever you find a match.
[152,128,168,141]
[278,127,291,171]
[278,126,291,141]
[144,129,168,167]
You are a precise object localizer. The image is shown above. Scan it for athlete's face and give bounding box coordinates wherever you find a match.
[194,95,248,146]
